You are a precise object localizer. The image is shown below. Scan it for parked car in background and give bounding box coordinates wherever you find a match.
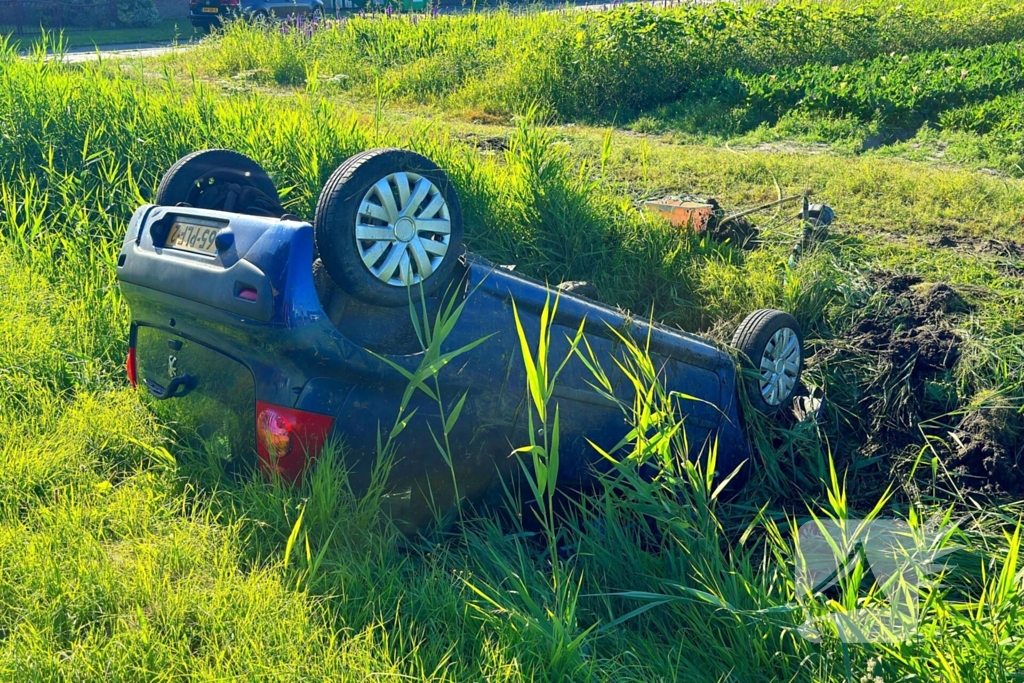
[189,0,324,31]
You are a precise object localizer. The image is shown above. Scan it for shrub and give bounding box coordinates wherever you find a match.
[116,0,159,27]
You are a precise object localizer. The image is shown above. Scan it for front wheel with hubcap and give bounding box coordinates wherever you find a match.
[731,309,804,416]
[314,148,464,307]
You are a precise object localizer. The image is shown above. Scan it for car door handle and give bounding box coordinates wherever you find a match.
[144,374,196,400]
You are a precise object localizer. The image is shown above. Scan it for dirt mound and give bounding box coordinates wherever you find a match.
[859,275,970,328]
[919,283,972,316]
[851,274,960,431]
[846,273,1022,494]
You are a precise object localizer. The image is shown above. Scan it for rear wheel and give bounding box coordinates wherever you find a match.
[314,148,464,307]
[731,309,803,415]
[155,149,283,217]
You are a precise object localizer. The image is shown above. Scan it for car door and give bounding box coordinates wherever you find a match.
[265,0,296,19]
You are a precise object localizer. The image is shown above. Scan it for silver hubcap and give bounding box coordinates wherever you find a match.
[759,327,801,406]
[355,171,451,287]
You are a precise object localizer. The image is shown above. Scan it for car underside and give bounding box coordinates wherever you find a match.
[117,148,809,529]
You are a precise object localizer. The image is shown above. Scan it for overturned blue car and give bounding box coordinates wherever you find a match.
[116,149,806,527]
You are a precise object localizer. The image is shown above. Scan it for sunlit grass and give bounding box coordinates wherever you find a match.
[172,0,1024,176]
[2,15,1024,680]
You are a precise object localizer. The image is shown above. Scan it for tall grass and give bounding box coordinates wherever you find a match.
[0,47,818,331]
[3,33,1024,681]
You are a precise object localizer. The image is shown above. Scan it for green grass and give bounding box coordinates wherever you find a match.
[3,3,1024,679]
[180,0,1024,175]
[3,18,200,51]
[190,0,1024,103]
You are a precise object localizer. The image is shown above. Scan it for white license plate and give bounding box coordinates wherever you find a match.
[166,220,219,255]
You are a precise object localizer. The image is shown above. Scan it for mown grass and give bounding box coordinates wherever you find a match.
[3,7,1024,679]
[180,0,1024,175]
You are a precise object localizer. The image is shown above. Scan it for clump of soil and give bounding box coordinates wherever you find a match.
[948,409,1024,494]
[458,133,510,152]
[841,274,1020,495]
[850,275,962,441]
[918,283,972,317]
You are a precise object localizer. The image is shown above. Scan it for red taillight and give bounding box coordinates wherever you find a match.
[255,401,334,482]
[126,346,138,388]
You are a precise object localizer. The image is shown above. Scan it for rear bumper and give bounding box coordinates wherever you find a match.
[189,8,237,24]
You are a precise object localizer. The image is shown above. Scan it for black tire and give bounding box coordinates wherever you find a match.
[155,149,283,217]
[314,148,464,307]
[731,309,804,416]
[311,4,324,20]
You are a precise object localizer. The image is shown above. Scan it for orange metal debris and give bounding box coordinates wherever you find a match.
[643,198,715,232]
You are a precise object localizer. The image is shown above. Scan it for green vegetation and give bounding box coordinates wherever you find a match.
[3,1,1024,679]
[3,18,199,51]
[188,0,1024,174]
